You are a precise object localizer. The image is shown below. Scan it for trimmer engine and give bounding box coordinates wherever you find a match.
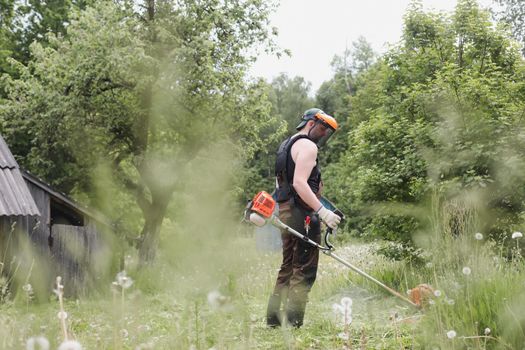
[244,191,276,226]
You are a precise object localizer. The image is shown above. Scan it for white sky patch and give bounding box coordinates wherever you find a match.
[249,0,494,92]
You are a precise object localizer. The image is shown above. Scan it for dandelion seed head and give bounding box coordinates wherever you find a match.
[484,327,491,335]
[433,290,442,297]
[425,262,433,268]
[337,332,349,340]
[340,297,353,308]
[446,298,455,305]
[475,233,483,240]
[26,336,50,350]
[446,330,457,339]
[120,329,128,338]
[332,303,344,315]
[462,267,471,276]
[122,278,133,289]
[57,340,83,350]
[512,231,523,239]
[23,284,33,293]
[116,271,133,289]
[57,311,68,320]
[207,290,227,309]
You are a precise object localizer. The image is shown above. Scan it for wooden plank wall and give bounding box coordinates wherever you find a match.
[0,215,53,299]
[0,183,108,296]
[25,181,50,254]
[51,223,103,296]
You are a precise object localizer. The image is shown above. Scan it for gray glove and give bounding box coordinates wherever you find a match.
[317,206,341,229]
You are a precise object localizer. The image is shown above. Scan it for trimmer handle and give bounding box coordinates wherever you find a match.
[323,208,345,250]
[324,229,334,250]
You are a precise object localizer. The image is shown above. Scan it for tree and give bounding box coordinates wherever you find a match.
[1,0,280,264]
[494,0,525,55]
[351,36,376,74]
[0,0,94,79]
[268,73,314,133]
[325,0,525,243]
[315,37,377,165]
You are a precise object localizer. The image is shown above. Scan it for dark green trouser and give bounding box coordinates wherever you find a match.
[266,200,321,328]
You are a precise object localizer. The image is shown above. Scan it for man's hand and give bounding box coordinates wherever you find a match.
[317,206,341,229]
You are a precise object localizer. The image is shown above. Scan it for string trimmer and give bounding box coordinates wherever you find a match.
[245,191,420,309]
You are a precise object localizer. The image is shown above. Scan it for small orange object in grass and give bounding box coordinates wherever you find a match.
[408,284,434,307]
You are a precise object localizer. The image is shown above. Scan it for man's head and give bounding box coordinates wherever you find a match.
[296,108,338,146]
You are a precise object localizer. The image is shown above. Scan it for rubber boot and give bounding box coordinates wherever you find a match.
[286,308,305,328]
[285,298,306,328]
[266,293,282,327]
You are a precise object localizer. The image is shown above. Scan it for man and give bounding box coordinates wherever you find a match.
[267,108,341,328]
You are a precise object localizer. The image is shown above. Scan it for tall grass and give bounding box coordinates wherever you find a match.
[351,190,525,349]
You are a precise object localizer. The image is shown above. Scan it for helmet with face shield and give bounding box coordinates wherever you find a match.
[296,108,338,146]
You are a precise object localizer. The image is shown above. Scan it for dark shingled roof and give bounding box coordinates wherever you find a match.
[21,170,111,227]
[0,135,40,216]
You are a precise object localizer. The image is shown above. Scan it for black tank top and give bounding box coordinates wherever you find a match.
[274,134,322,206]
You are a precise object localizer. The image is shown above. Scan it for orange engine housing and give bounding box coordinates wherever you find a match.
[251,191,276,218]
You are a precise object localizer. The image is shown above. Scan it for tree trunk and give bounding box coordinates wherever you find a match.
[137,192,172,265]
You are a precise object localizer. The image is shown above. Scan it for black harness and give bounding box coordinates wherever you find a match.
[274,134,321,207]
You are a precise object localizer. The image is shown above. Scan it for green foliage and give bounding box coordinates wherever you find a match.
[325,114,428,243]
[494,0,525,55]
[0,0,280,262]
[325,0,525,245]
[268,73,314,133]
[0,0,94,87]
[316,37,377,166]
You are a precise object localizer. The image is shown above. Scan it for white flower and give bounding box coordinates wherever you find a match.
[433,290,442,297]
[26,336,50,350]
[462,267,471,276]
[57,311,68,320]
[57,340,83,350]
[446,330,457,339]
[475,233,483,240]
[207,290,227,309]
[337,332,349,340]
[332,303,344,315]
[340,297,353,308]
[512,231,523,239]
[116,271,133,289]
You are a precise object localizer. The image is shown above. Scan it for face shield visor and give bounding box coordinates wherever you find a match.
[307,114,338,147]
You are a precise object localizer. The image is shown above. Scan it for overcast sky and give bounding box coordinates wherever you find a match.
[249,0,494,93]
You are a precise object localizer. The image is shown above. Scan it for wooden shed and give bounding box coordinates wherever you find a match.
[0,134,110,296]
